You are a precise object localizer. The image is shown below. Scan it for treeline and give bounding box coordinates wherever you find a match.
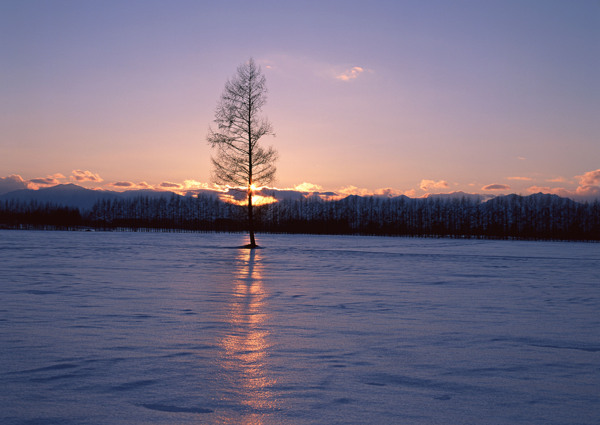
[0,200,83,229]
[1,193,599,240]
[257,194,600,240]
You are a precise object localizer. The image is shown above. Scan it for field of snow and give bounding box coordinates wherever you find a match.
[1,230,599,424]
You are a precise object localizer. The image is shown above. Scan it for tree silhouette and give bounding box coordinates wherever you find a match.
[207,58,277,248]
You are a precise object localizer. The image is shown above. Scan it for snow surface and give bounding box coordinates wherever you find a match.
[1,230,599,424]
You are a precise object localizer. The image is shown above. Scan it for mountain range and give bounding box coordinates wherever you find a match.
[0,184,185,210]
[0,183,593,212]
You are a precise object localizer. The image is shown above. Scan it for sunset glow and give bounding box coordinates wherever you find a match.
[219,192,279,207]
[0,2,598,201]
[1,3,599,421]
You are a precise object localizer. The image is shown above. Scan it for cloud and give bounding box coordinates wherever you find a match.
[527,186,550,193]
[110,181,135,188]
[0,174,30,194]
[419,179,449,191]
[71,170,103,182]
[575,185,600,197]
[482,184,510,191]
[181,180,212,190]
[335,66,364,81]
[339,185,371,196]
[159,181,182,189]
[517,156,526,161]
[526,185,596,200]
[108,181,156,191]
[27,173,67,189]
[507,176,532,181]
[526,169,600,201]
[105,178,223,196]
[573,169,600,199]
[547,177,567,183]
[576,169,600,187]
[105,179,217,195]
[0,173,69,192]
[30,177,60,186]
[373,187,405,197]
[294,182,323,192]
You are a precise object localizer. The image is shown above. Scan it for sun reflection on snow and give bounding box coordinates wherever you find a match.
[217,248,276,424]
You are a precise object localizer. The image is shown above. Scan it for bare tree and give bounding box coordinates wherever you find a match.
[207,58,277,248]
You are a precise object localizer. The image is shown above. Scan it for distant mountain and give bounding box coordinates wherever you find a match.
[118,188,181,200]
[0,184,115,210]
[255,188,306,201]
[424,191,489,202]
[1,184,594,215]
[0,184,178,211]
[484,192,580,209]
[2,185,598,239]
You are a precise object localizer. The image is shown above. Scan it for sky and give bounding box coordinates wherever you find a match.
[1,0,599,200]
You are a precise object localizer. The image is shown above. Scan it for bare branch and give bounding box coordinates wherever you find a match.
[206,58,277,188]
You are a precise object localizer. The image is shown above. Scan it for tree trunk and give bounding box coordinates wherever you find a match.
[247,88,256,249]
[247,186,257,248]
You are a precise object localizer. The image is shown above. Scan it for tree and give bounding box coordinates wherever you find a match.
[207,58,277,248]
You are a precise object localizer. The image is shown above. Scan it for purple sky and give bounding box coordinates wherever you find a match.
[1,0,599,200]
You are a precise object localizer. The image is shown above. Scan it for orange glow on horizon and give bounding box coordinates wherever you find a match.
[219,194,278,206]
[218,184,278,206]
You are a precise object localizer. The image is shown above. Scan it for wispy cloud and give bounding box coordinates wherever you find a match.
[30,177,60,186]
[507,176,532,181]
[260,55,371,85]
[335,66,365,82]
[111,181,135,188]
[159,181,183,189]
[108,181,154,191]
[482,184,510,191]
[71,170,103,183]
[419,179,449,191]
[104,179,229,196]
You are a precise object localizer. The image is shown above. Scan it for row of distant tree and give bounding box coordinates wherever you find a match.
[1,192,599,240]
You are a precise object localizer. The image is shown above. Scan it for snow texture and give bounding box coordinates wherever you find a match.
[1,231,599,424]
